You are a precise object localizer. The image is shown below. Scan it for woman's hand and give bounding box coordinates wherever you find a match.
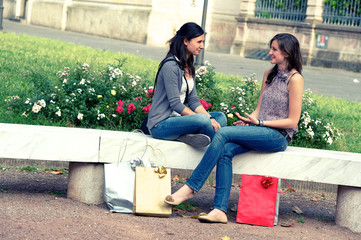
[233,112,258,126]
[211,118,221,132]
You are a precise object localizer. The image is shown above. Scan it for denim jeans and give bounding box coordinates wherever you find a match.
[185,125,289,213]
[149,112,227,140]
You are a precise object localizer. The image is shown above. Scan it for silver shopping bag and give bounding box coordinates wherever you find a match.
[104,159,141,213]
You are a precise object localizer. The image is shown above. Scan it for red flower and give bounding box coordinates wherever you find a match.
[142,104,151,114]
[116,105,123,113]
[231,106,236,109]
[146,88,154,98]
[118,100,124,106]
[200,99,212,110]
[135,96,142,101]
[116,100,125,113]
[127,103,136,113]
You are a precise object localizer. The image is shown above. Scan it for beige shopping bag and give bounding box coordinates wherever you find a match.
[133,166,172,217]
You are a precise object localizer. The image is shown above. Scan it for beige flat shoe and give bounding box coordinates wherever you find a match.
[164,192,195,206]
[164,195,183,206]
[198,213,228,224]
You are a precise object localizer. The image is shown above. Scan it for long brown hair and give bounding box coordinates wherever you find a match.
[166,22,204,77]
[266,33,303,84]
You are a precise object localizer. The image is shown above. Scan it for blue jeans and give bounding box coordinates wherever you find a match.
[185,125,289,213]
[149,112,227,140]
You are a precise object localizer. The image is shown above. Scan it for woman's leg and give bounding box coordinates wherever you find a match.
[209,112,227,128]
[150,113,217,140]
[167,125,288,208]
[210,126,288,213]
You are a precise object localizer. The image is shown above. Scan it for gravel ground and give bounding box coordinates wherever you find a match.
[0,167,360,240]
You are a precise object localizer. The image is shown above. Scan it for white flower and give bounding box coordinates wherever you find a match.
[55,109,61,117]
[112,114,116,118]
[97,113,105,120]
[32,103,41,113]
[327,137,333,144]
[63,79,67,84]
[79,79,86,85]
[132,80,137,87]
[37,99,46,108]
[25,98,31,104]
[196,66,207,76]
[77,89,82,94]
[77,113,84,120]
[82,63,89,69]
[114,68,122,76]
[306,127,314,138]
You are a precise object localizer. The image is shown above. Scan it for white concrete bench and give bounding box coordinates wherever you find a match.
[1,123,360,233]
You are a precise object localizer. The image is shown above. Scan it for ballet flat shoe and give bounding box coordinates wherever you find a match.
[164,193,195,206]
[164,195,183,206]
[198,214,228,224]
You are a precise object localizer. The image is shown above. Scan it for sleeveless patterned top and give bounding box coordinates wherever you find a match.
[258,70,298,138]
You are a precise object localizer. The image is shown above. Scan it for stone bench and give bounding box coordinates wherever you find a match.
[0,123,360,233]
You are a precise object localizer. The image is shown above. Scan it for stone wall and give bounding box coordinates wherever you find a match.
[5,0,240,52]
[231,17,361,72]
[3,0,16,18]
[67,1,151,43]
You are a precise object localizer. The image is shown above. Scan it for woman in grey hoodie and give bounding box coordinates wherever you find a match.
[146,22,226,148]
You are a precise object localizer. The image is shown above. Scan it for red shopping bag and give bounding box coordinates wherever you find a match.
[236,174,285,227]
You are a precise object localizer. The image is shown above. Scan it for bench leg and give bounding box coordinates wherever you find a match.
[67,162,104,204]
[335,185,361,233]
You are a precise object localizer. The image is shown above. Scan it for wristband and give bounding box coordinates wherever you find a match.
[258,119,264,127]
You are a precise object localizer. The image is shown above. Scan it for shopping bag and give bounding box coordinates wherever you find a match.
[103,133,151,213]
[104,160,139,213]
[133,148,172,217]
[236,174,288,227]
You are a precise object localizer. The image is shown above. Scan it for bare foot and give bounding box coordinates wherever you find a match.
[165,185,194,205]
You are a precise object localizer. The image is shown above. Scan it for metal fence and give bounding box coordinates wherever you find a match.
[255,0,308,22]
[323,0,361,27]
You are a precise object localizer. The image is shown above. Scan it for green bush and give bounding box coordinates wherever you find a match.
[5,61,341,149]
[6,60,153,131]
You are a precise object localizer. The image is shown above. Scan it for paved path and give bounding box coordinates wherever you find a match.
[2,20,361,102]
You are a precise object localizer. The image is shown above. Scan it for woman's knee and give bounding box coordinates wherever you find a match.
[211,112,227,127]
[193,113,211,126]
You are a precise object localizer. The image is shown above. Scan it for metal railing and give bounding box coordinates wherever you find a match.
[255,0,308,22]
[323,0,361,27]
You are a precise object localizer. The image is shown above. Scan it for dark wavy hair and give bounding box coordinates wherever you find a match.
[166,22,204,77]
[266,33,303,84]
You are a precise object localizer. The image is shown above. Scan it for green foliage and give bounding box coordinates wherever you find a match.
[291,90,341,148]
[16,166,38,172]
[6,61,154,131]
[175,200,199,212]
[297,216,305,223]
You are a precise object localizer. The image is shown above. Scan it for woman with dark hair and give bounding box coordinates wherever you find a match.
[164,33,304,223]
[146,22,227,147]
